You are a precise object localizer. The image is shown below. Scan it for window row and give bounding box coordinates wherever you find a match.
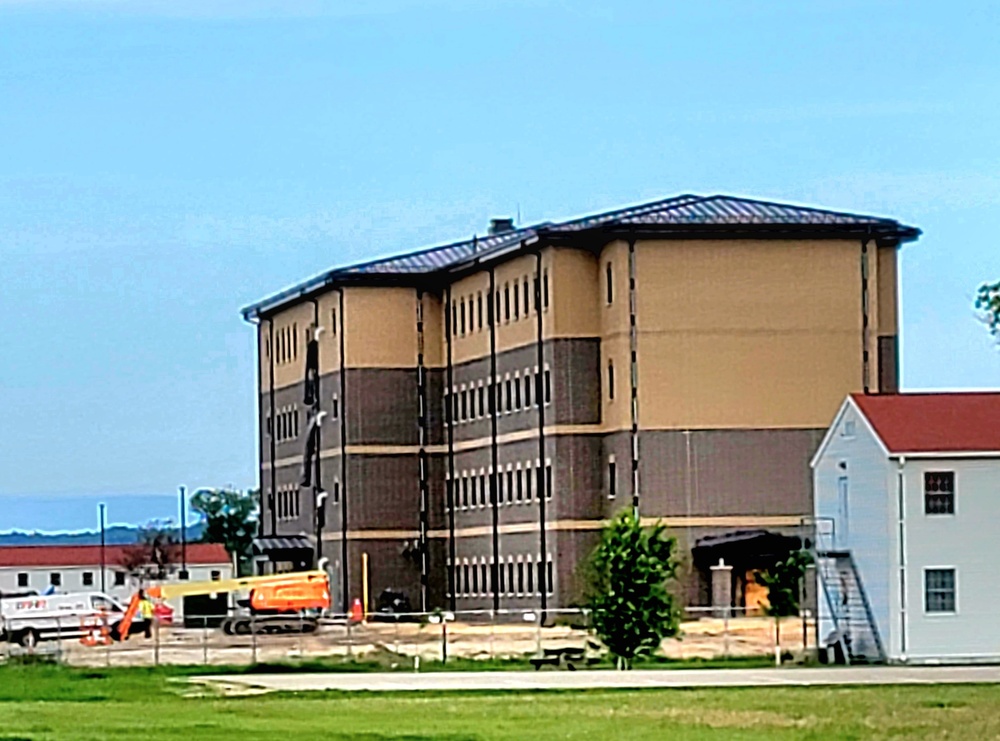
[449,555,555,599]
[265,322,301,366]
[276,485,301,521]
[445,368,552,425]
[450,271,550,337]
[448,460,553,510]
[267,405,300,442]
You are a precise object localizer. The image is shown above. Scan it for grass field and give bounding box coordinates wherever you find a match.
[0,663,998,740]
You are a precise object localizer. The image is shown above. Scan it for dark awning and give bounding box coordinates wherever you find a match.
[692,529,802,566]
[252,536,313,555]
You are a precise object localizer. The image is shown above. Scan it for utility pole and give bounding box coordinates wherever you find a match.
[99,503,107,593]
[179,485,188,578]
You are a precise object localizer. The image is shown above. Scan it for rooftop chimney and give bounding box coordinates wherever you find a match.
[488,217,515,236]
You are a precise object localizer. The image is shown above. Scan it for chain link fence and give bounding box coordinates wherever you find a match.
[1,607,816,668]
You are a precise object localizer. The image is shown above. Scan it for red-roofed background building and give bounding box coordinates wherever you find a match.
[812,392,1000,664]
[0,543,232,614]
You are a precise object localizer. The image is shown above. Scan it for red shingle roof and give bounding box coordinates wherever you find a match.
[0,543,229,569]
[851,392,1000,454]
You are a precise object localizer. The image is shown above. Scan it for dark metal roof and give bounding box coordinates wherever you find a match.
[242,194,920,319]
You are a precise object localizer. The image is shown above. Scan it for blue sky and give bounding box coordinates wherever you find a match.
[2,0,999,531]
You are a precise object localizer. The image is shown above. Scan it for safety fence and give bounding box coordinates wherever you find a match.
[2,606,817,668]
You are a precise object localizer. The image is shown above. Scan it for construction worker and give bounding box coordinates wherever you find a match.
[138,589,155,639]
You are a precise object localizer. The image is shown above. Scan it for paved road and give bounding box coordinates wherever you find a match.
[197,665,1000,693]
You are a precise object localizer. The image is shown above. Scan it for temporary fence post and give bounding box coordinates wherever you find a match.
[346,619,353,658]
[154,617,160,667]
[723,609,730,659]
[251,612,258,665]
[394,619,400,655]
[297,612,304,657]
[441,620,447,664]
[489,610,495,660]
[202,618,209,666]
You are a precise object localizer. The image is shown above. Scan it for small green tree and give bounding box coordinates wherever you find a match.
[975,281,1000,341]
[756,550,812,654]
[190,488,259,575]
[586,510,680,669]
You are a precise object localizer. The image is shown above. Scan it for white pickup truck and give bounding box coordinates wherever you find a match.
[0,591,142,647]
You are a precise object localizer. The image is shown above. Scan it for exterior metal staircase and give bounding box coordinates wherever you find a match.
[815,550,885,664]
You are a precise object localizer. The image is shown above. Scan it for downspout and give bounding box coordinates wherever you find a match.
[416,289,429,612]
[534,248,547,612]
[489,266,501,612]
[896,456,907,659]
[861,231,871,394]
[254,319,265,539]
[310,298,324,567]
[445,285,457,611]
[337,287,349,613]
[628,237,640,517]
[268,318,278,537]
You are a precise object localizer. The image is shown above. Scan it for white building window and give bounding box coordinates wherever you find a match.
[924,471,955,515]
[925,568,956,613]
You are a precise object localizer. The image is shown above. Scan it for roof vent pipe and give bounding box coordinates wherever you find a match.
[488,217,515,235]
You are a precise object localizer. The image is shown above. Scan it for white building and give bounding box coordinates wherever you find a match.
[812,392,1000,664]
[0,543,233,616]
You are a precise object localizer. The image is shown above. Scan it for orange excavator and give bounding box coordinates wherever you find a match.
[117,570,330,639]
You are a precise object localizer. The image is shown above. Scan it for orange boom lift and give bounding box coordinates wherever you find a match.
[117,570,330,639]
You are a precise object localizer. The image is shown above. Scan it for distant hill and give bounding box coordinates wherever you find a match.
[0,521,206,547]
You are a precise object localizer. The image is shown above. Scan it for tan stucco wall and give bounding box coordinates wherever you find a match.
[261,301,317,391]
[631,239,866,430]
[876,246,898,335]
[343,287,419,369]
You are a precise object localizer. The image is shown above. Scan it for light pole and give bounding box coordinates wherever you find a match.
[179,485,188,579]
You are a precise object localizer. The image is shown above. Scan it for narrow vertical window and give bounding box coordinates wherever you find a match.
[514,283,520,320]
[514,376,522,409]
[606,262,614,304]
[547,558,554,595]
[481,563,488,594]
[333,480,341,504]
[460,299,466,335]
[527,559,534,594]
[332,394,339,419]
[543,270,549,308]
[331,308,337,335]
[505,379,513,412]
[508,561,515,596]
[545,462,553,500]
[472,561,479,594]
[478,386,485,417]
[533,275,540,312]
[495,290,501,324]
[517,562,525,595]
[462,476,469,508]
[516,468,524,502]
[452,301,457,335]
[443,390,450,425]
[504,283,511,322]
[544,369,552,404]
[477,293,484,331]
[608,362,615,400]
[608,457,617,498]
[524,373,532,407]
[523,277,530,315]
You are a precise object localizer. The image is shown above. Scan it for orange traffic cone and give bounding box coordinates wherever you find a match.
[348,598,364,624]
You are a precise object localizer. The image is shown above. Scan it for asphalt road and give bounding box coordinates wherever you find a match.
[197,665,1000,693]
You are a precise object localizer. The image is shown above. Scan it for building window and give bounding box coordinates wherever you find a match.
[471,561,479,594]
[505,379,513,413]
[462,476,470,508]
[82,572,94,587]
[545,462,553,500]
[17,573,28,588]
[527,559,534,594]
[516,468,524,502]
[479,473,487,506]
[460,299,466,335]
[514,375,522,409]
[533,275,540,311]
[547,557,554,595]
[544,369,552,404]
[841,419,855,438]
[543,270,549,308]
[210,570,221,581]
[608,457,617,498]
[332,394,339,420]
[115,571,126,586]
[513,283,520,320]
[508,561,515,596]
[331,308,337,334]
[608,362,615,400]
[925,568,956,613]
[523,277,529,315]
[506,469,514,504]
[481,563,488,595]
[606,262,613,304]
[495,290,501,325]
[477,293,484,331]
[924,472,955,515]
[523,374,532,407]
[478,386,485,417]
[333,480,341,505]
[50,572,62,587]
[504,284,511,322]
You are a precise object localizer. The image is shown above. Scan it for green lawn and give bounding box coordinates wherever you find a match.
[0,663,998,740]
